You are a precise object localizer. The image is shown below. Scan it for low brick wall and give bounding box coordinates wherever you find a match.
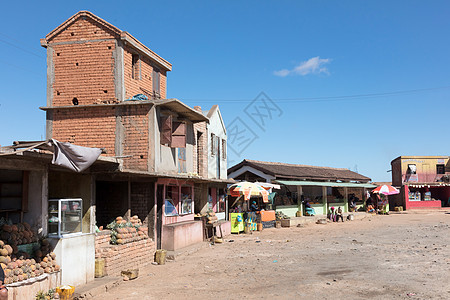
[95,230,155,276]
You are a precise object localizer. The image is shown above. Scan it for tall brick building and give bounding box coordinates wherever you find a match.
[40,11,232,252]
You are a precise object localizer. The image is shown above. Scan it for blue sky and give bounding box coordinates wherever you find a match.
[1,1,449,181]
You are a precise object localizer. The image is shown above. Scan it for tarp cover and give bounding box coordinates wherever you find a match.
[51,139,102,172]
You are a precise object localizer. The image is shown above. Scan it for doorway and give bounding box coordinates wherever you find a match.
[156,184,164,249]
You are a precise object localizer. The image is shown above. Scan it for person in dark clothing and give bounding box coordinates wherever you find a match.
[250,200,258,211]
[0,266,8,299]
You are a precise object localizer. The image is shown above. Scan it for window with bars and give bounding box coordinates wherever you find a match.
[221,138,226,159]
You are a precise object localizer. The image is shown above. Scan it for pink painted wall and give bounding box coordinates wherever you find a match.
[403,185,443,210]
[162,220,203,251]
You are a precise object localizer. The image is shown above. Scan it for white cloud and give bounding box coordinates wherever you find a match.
[274,56,331,77]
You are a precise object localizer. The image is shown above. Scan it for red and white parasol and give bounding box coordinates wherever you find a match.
[372,184,399,195]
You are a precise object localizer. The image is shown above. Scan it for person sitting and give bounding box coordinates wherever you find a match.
[304,200,315,216]
[366,204,375,213]
[0,266,8,300]
[328,207,336,222]
[349,199,358,212]
[250,200,259,211]
[366,196,375,213]
[336,207,344,222]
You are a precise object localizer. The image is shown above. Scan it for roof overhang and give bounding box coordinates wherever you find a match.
[120,32,172,71]
[40,99,207,123]
[275,180,377,189]
[155,99,209,123]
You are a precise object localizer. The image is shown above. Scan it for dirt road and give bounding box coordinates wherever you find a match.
[92,211,450,300]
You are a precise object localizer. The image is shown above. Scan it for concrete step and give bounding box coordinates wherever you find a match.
[73,276,122,299]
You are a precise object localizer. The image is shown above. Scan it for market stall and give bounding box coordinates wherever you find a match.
[227,182,276,232]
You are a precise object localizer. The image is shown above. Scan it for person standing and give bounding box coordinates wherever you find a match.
[336,207,344,222]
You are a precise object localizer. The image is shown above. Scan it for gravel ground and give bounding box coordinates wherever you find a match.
[92,210,450,300]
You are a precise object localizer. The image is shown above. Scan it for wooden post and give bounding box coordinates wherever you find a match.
[322,186,328,215]
[126,178,131,220]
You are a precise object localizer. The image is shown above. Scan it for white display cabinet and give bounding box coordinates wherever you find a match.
[48,198,83,237]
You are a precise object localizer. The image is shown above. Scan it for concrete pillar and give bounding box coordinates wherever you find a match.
[90,175,96,233]
[42,167,49,236]
[322,186,328,214]
[344,187,348,213]
[363,188,367,207]
[297,185,303,216]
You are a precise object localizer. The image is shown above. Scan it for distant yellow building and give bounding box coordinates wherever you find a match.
[391,156,450,209]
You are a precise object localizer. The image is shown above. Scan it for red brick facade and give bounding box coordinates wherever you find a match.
[52,107,116,155]
[123,46,167,100]
[42,11,172,170]
[120,105,151,171]
[48,14,118,106]
[193,106,208,178]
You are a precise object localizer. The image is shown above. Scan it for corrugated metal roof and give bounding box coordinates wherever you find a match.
[275,180,377,188]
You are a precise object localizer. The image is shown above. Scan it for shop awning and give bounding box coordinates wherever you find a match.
[275,180,377,188]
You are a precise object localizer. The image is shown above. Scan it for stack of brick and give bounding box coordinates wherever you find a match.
[95,230,155,276]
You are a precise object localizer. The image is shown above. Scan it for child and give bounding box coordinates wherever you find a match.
[328,207,336,222]
[336,207,344,222]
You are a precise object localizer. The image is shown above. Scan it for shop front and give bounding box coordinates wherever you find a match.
[228,182,276,232]
[275,180,376,216]
[156,178,204,251]
[0,149,120,297]
[401,183,449,209]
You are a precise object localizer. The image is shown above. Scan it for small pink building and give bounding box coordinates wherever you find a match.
[391,156,450,210]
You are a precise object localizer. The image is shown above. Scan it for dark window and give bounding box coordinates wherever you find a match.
[437,164,445,174]
[211,134,216,156]
[222,138,226,159]
[407,164,416,174]
[132,54,140,80]
[152,67,160,98]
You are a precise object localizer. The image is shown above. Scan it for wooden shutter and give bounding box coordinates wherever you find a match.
[160,115,172,145]
[171,122,186,148]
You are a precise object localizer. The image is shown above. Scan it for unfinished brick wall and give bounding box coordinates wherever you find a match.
[95,230,155,276]
[44,12,172,173]
[47,16,118,44]
[123,46,167,100]
[47,15,119,106]
[52,107,116,156]
[193,106,208,178]
[130,182,154,226]
[51,41,117,106]
[120,105,150,171]
[160,71,167,99]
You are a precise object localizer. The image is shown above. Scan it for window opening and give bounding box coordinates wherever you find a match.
[132,54,140,80]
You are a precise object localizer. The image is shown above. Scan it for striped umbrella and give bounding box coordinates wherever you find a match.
[228,182,269,203]
[372,184,399,195]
